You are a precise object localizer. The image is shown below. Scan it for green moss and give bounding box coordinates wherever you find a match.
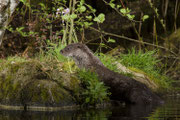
[69,76,80,90]
[62,61,77,73]
[0,56,79,107]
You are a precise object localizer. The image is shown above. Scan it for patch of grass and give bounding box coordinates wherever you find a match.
[46,43,67,62]
[0,56,26,64]
[120,48,173,90]
[77,69,110,106]
[120,49,158,72]
[0,56,27,72]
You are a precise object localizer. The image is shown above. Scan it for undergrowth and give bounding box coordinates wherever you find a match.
[77,69,110,106]
[0,47,173,106]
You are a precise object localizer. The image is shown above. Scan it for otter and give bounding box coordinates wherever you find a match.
[60,43,163,105]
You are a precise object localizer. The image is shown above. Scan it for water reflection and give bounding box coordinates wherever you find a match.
[148,97,180,120]
[0,97,180,120]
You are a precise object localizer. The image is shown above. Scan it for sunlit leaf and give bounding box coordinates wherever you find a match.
[120,8,126,14]
[70,13,77,19]
[142,15,149,21]
[108,37,116,43]
[79,6,86,12]
[109,3,115,8]
[93,13,105,23]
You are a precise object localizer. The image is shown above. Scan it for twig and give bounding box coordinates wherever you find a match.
[119,0,126,8]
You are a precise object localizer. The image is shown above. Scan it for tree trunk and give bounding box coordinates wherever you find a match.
[0,0,19,46]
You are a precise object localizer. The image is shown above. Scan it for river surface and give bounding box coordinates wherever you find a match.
[0,97,180,120]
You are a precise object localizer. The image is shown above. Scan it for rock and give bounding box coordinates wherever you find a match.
[115,62,158,90]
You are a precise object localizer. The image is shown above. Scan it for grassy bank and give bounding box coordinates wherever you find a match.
[0,48,173,109]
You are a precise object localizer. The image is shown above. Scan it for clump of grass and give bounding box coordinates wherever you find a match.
[120,48,172,90]
[120,49,158,72]
[46,43,67,62]
[0,56,27,71]
[77,69,110,106]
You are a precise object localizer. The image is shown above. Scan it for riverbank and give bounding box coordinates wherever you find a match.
[0,52,173,110]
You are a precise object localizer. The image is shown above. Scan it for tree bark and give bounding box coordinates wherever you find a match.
[0,0,19,47]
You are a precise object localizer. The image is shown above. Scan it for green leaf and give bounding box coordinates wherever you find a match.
[117,5,121,9]
[100,43,107,48]
[120,8,127,14]
[84,22,93,28]
[79,6,86,12]
[16,27,24,31]
[142,15,149,21]
[80,0,85,4]
[93,17,100,23]
[126,8,131,13]
[70,13,77,19]
[85,97,90,103]
[108,37,116,43]
[109,3,115,8]
[86,15,92,20]
[39,3,45,9]
[93,13,105,23]
[62,14,70,20]
[127,14,135,20]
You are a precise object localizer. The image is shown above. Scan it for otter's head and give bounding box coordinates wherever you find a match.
[60,43,86,57]
[60,43,103,69]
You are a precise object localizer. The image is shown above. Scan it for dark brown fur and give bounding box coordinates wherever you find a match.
[60,43,163,105]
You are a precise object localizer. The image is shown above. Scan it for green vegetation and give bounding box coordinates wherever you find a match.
[120,48,173,91]
[7,0,106,49]
[120,49,158,72]
[0,43,174,108]
[0,0,179,109]
[77,69,110,106]
[0,54,111,107]
[0,55,78,107]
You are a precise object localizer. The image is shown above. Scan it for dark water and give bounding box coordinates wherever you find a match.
[0,97,180,120]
